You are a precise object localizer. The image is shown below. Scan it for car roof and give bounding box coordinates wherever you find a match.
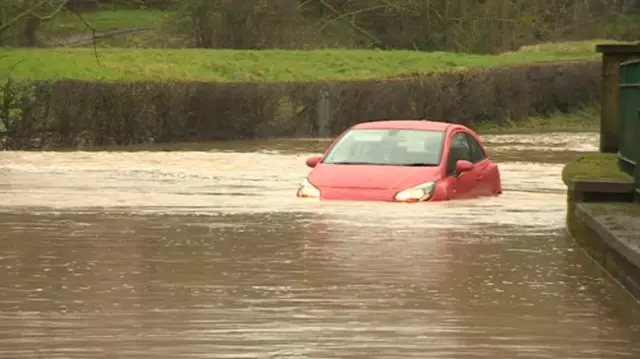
[350,120,459,132]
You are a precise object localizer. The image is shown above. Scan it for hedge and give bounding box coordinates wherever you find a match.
[0,60,600,149]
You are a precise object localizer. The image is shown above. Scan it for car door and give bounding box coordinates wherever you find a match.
[444,132,479,199]
[464,132,493,196]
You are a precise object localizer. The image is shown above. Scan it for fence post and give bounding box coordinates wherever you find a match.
[595,44,640,153]
[316,89,330,138]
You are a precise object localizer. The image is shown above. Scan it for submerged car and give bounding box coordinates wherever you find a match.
[296,120,502,202]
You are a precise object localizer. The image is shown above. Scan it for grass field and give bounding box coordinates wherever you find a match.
[0,40,621,82]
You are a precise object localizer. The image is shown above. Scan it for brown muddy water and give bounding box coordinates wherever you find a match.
[1,132,640,359]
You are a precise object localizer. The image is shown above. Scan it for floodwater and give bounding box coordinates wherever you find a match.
[1,132,640,359]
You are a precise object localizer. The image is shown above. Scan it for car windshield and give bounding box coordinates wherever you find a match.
[322,128,445,166]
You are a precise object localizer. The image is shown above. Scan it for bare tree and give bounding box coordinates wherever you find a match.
[1,0,630,51]
[0,0,69,46]
[169,0,305,49]
[298,0,627,52]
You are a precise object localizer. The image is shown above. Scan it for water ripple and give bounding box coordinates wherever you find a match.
[1,132,639,358]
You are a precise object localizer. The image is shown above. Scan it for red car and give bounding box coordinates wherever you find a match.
[296,120,502,202]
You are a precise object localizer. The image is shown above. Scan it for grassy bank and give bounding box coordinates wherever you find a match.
[562,152,632,185]
[476,107,599,134]
[0,40,620,81]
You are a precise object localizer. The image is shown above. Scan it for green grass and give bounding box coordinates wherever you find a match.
[0,40,628,82]
[40,9,167,39]
[475,107,599,134]
[515,40,622,54]
[562,152,633,185]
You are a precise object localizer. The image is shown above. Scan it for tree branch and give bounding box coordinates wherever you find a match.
[314,0,383,47]
[0,0,51,31]
[70,8,101,66]
[26,0,68,21]
[0,1,101,64]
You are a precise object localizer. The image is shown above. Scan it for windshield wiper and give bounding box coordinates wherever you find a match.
[327,161,377,165]
[326,161,435,166]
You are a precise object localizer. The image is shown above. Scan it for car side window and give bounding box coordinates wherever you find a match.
[465,133,487,163]
[446,133,472,175]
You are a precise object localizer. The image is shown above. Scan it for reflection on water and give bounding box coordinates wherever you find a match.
[1,132,640,358]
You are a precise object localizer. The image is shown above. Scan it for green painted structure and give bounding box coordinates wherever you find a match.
[595,44,640,154]
[618,58,640,202]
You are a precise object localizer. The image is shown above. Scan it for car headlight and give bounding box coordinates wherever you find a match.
[296,178,321,198]
[394,181,435,202]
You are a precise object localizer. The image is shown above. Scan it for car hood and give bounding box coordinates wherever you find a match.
[308,164,440,190]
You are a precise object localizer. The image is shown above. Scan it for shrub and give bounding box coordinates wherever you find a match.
[0,60,601,149]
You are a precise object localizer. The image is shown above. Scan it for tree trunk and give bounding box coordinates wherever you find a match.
[23,17,41,47]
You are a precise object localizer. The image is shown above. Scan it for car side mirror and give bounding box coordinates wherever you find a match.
[305,155,322,168]
[455,160,474,174]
